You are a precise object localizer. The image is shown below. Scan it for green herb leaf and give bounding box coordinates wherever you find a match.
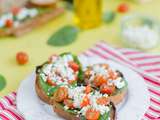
[80,116,86,120]
[39,76,56,96]
[65,2,73,11]
[47,26,79,46]
[48,86,60,95]
[72,54,84,84]
[99,112,109,120]
[66,109,77,115]
[103,11,116,23]
[0,74,6,91]
[60,53,84,85]
[142,18,154,28]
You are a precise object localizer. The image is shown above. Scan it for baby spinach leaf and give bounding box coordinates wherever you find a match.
[39,76,51,94]
[0,74,6,91]
[99,112,109,120]
[47,26,79,46]
[103,11,116,23]
[39,76,57,97]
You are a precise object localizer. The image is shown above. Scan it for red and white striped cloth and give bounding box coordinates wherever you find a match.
[0,41,160,120]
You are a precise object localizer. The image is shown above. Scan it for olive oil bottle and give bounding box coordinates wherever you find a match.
[74,0,102,29]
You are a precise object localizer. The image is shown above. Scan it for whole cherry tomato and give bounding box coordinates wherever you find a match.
[117,3,129,13]
[16,52,29,65]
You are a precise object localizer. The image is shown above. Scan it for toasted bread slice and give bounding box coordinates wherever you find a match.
[0,7,64,37]
[53,101,116,120]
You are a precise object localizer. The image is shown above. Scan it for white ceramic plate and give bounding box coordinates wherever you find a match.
[17,56,150,120]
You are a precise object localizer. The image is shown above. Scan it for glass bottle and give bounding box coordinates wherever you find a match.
[74,0,102,29]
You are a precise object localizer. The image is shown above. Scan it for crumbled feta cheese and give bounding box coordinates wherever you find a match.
[93,65,108,76]
[0,19,5,28]
[43,64,52,75]
[68,86,110,116]
[28,8,38,18]
[79,105,90,116]
[86,64,125,90]
[1,13,13,21]
[40,54,77,86]
[16,8,29,21]
[113,77,125,89]
[50,55,58,62]
[64,105,69,110]
[68,86,85,108]
[122,25,159,49]
[40,73,47,82]
[89,91,109,115]
[62,54,74,63]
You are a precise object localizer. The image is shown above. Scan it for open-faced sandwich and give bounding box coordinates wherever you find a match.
[53,85,116,120]
[35,53,83,104]
[0,0,64,36]
[0,0,28,14]
[84,64,127,105]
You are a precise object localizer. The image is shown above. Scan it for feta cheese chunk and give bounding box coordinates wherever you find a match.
[28,8,39,18]
[16,8,29,21]
[0,19,5,28]
[113,77,125,89]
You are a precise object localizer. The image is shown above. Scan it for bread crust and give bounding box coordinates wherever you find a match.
[53,101,116,120]
[30,0,58,7]
[0,7,64,37]
[53,101,80,120]
[35,75,54,104]
[109,88,127,105]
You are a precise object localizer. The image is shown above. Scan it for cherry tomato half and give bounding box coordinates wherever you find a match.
[5,19,13,28]
[96,97,109,105]
[100,84,116,95]
[93,75,107,87]
[64,99,74,109]
[69,61,79,72]
[86,109,100,120]
[81,95,90,108]
[47,78,56,86]
[54,87,68,102]
[85,85,91,94]
[11,7,21,15]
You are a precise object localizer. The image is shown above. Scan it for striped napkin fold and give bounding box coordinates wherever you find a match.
[0,41,160,120]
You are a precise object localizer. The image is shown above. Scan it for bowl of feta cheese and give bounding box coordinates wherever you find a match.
[120,14,160,50]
